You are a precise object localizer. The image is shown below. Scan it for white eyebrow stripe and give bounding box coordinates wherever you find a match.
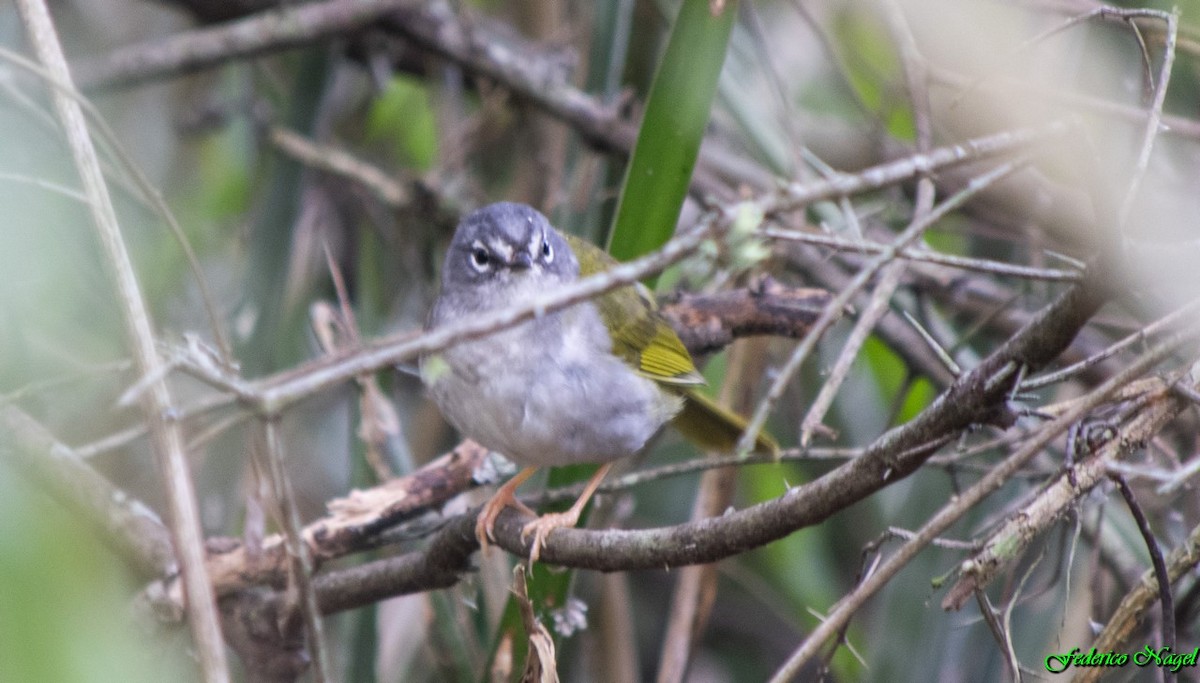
[487,237,514,262]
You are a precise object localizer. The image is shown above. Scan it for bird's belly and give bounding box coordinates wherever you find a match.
[426,326,682,467]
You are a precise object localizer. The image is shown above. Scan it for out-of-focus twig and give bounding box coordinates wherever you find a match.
[0,405,176,579]
[12,2,230,680]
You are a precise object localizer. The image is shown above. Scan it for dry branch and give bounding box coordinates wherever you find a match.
[659,277,832,355]
[201,440,487,597]
[942,375,1190,610]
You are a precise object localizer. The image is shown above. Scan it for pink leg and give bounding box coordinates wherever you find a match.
[475,467,539,554]
[521,462,614,563]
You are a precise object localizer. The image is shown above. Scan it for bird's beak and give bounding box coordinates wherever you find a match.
[510,252,534,270]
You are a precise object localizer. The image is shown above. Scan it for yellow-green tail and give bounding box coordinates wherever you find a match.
[672,390,780,456]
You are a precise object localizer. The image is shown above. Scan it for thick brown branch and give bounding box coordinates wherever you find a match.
[308,513,477,615]
[660,277,832,356]
[218,514,477,682]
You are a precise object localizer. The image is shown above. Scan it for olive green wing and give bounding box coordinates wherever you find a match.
[565,233,778,455]
[565,234,703,386]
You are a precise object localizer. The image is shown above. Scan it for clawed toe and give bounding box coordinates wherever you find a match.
[475,467,539,555]
[520,511,582,563]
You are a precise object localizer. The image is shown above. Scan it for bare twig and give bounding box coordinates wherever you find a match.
[76,0,416,90]
[797,0,935,447]
[269,126,409,207]
[769,326,1196,681]
[1110,473,1175,683]
[740,158,1028,454]
[941,375,1190,610]
[1116,8,1178,229]
[12,3,230,680]
[760,227,1081,282]
[762,123,1066,216]
[256,420,330,682]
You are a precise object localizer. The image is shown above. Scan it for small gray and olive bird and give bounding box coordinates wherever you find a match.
[421,203,775,561]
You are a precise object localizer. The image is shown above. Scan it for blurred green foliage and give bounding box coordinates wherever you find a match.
[0,469,192,683]
[366,76,439,172]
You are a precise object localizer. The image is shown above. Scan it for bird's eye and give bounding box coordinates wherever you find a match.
[470,247,491,271]
[541,239,554,263]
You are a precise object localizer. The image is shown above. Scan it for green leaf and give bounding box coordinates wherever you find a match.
[608,0,737,269]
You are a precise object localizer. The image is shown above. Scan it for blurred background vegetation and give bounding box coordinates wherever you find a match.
[2,0,1199,681]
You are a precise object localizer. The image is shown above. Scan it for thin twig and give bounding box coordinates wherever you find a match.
[900,310,962,377]
[256,419,331,682]
[759,227,1081,282]
[1116,8,1178,229]
[1021,297,1200,390]
[768,328,1195,681]
[1002,546,1046,682]
[12,3,230,680]
[800,0,938,446]
[269,125,409,207]
[740,158,1029,454]
[763,123,1066,216]
[1109,473,1175,683]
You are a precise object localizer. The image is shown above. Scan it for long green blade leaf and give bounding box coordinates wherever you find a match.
[608,0,737,267]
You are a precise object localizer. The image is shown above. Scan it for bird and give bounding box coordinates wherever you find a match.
[421,202,775,561]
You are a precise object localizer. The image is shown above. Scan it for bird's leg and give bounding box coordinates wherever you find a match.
[521,462,614,563]
[476,466,539,554]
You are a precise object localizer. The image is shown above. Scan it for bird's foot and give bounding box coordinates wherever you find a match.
[520,509,585,563]
[475,469,538,555]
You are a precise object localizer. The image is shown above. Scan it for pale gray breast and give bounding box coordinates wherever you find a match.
[422,301,682,467]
